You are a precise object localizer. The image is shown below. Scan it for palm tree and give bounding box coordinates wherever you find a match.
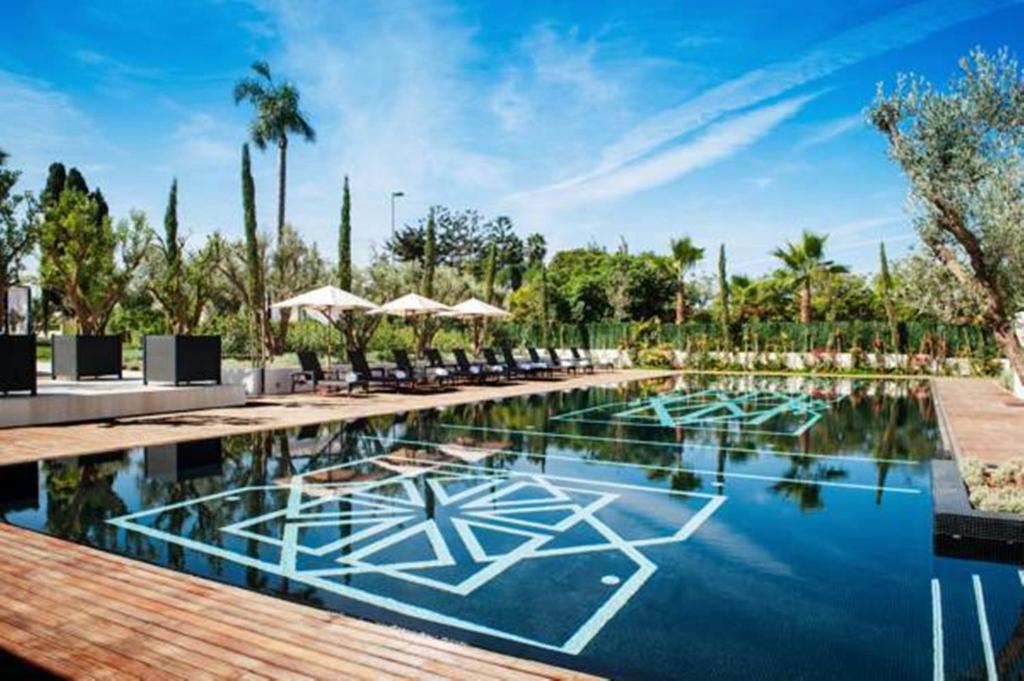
[233,61,316,240]
[669,237,704,323]
[771,230,847,323]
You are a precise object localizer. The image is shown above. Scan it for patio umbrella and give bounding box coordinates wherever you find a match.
[371,293,453,355]
[439,298,511,352]
[271,286,379,365]
[371,293,452,318]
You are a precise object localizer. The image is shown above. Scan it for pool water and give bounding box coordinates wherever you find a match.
[2,375,1022,680]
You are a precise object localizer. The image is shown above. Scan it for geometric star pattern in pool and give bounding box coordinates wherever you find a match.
[552,388,842,436]
[107,451,725,655]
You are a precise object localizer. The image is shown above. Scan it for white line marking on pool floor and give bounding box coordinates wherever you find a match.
[932,578,944,681]
[973,575,998,681]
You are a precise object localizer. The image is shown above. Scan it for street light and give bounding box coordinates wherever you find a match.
[390,191,405,236]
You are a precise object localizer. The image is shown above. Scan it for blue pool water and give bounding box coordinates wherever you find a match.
[1,375,1022,679]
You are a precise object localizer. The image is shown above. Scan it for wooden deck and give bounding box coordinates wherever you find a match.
[0,369,672,465]
[932,377,1024,465]
[0,524,598,680]
[0,372,671,679]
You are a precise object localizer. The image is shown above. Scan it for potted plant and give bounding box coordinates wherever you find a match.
[143,334,222,385]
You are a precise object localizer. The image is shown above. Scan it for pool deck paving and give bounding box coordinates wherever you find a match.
[0,370,676,679]
[932,377,1024,465]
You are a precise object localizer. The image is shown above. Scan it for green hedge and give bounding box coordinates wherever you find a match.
[488,320,998,359]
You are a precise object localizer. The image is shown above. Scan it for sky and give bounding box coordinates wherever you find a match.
[2,0,1022,276]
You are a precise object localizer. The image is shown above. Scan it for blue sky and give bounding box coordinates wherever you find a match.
[2,0,1022,275]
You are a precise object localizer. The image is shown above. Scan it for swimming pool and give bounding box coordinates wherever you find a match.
[1,375,1021,679]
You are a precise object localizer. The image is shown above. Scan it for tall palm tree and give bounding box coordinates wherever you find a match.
[669,237,704,323]
[233,61,316,240]
[771,230,847,323]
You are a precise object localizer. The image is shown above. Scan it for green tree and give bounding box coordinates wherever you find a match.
[669,237,704,323]
[871,47,1024,378]
[39,190,149,334]
[233,60,316,240]
[483,242,497,305]
[878,242,900,352]
[241,144,266,362]
[337,176,352,290]
[772,231,847,323]
[147,179,218,334]
[0,150,39,331]
[717,244,730,348]
[421,209,436,299]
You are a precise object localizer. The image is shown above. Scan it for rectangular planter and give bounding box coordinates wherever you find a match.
[0,335,36,395]
[143,335,221,386]
[51,334,123,380]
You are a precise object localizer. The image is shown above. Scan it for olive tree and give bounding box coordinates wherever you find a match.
[871,47,1024,377]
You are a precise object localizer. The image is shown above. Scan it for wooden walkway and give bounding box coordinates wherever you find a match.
[0,524,597,680]
[932,377,1024,465]
[0,372,659,678]
[0,369,671,465]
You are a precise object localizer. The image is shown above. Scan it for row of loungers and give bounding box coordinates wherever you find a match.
[293,347,597,394]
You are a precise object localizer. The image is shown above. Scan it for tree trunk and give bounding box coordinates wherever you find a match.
[675,282,686,324]
[800,282,811,323]
[277,137,287,240]
[994,322,1024,385]
[0,282,8,333]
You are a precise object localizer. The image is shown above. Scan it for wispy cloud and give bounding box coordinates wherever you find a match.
[528,0,1019,197]
[798,114,864,149]
[0,70,106,171]
[173,112,235,164]
[518,92,816,209]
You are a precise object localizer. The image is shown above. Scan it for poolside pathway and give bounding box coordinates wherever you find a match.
[0,523,599,680]
[0,369,674,465]
[932,377,1024,465]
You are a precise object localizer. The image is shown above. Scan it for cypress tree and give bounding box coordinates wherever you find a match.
[337,176,352,290]
[65,167,88,195]
[421,209,436,299]
[241,144,264,364]
[41,163,66,206]
[483,242,497,305]
[717,243,730,349]
[879,242,899,353]
[164,179,180,272]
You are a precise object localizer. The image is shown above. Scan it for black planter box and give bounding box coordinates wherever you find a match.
[0,335,36,395]
[143,335,221,386]
[51,334,123,380]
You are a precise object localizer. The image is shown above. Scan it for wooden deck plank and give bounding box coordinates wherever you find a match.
[932,377,1024,465]
[0,535,551,681]
[0,520,601,681]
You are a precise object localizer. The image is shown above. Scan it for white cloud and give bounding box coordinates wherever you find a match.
[523,24,619,103]
[798,114,864,149]
[0,70,106,172]
[518,93,815,209]
[173,113,236,164]
[528,0,1019,196]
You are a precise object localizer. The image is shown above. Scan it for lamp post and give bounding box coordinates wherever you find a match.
[390,191,405,236]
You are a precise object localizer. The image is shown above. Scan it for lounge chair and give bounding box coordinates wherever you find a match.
[347,348,392,392]
[292,351,352,393]
[571,347,595,373]
[528,347,562,374]
[452,348,498,383]
[500,346,548,379]
[391,349,430,391]
[546,347,577,375]
[483,348,517,379]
